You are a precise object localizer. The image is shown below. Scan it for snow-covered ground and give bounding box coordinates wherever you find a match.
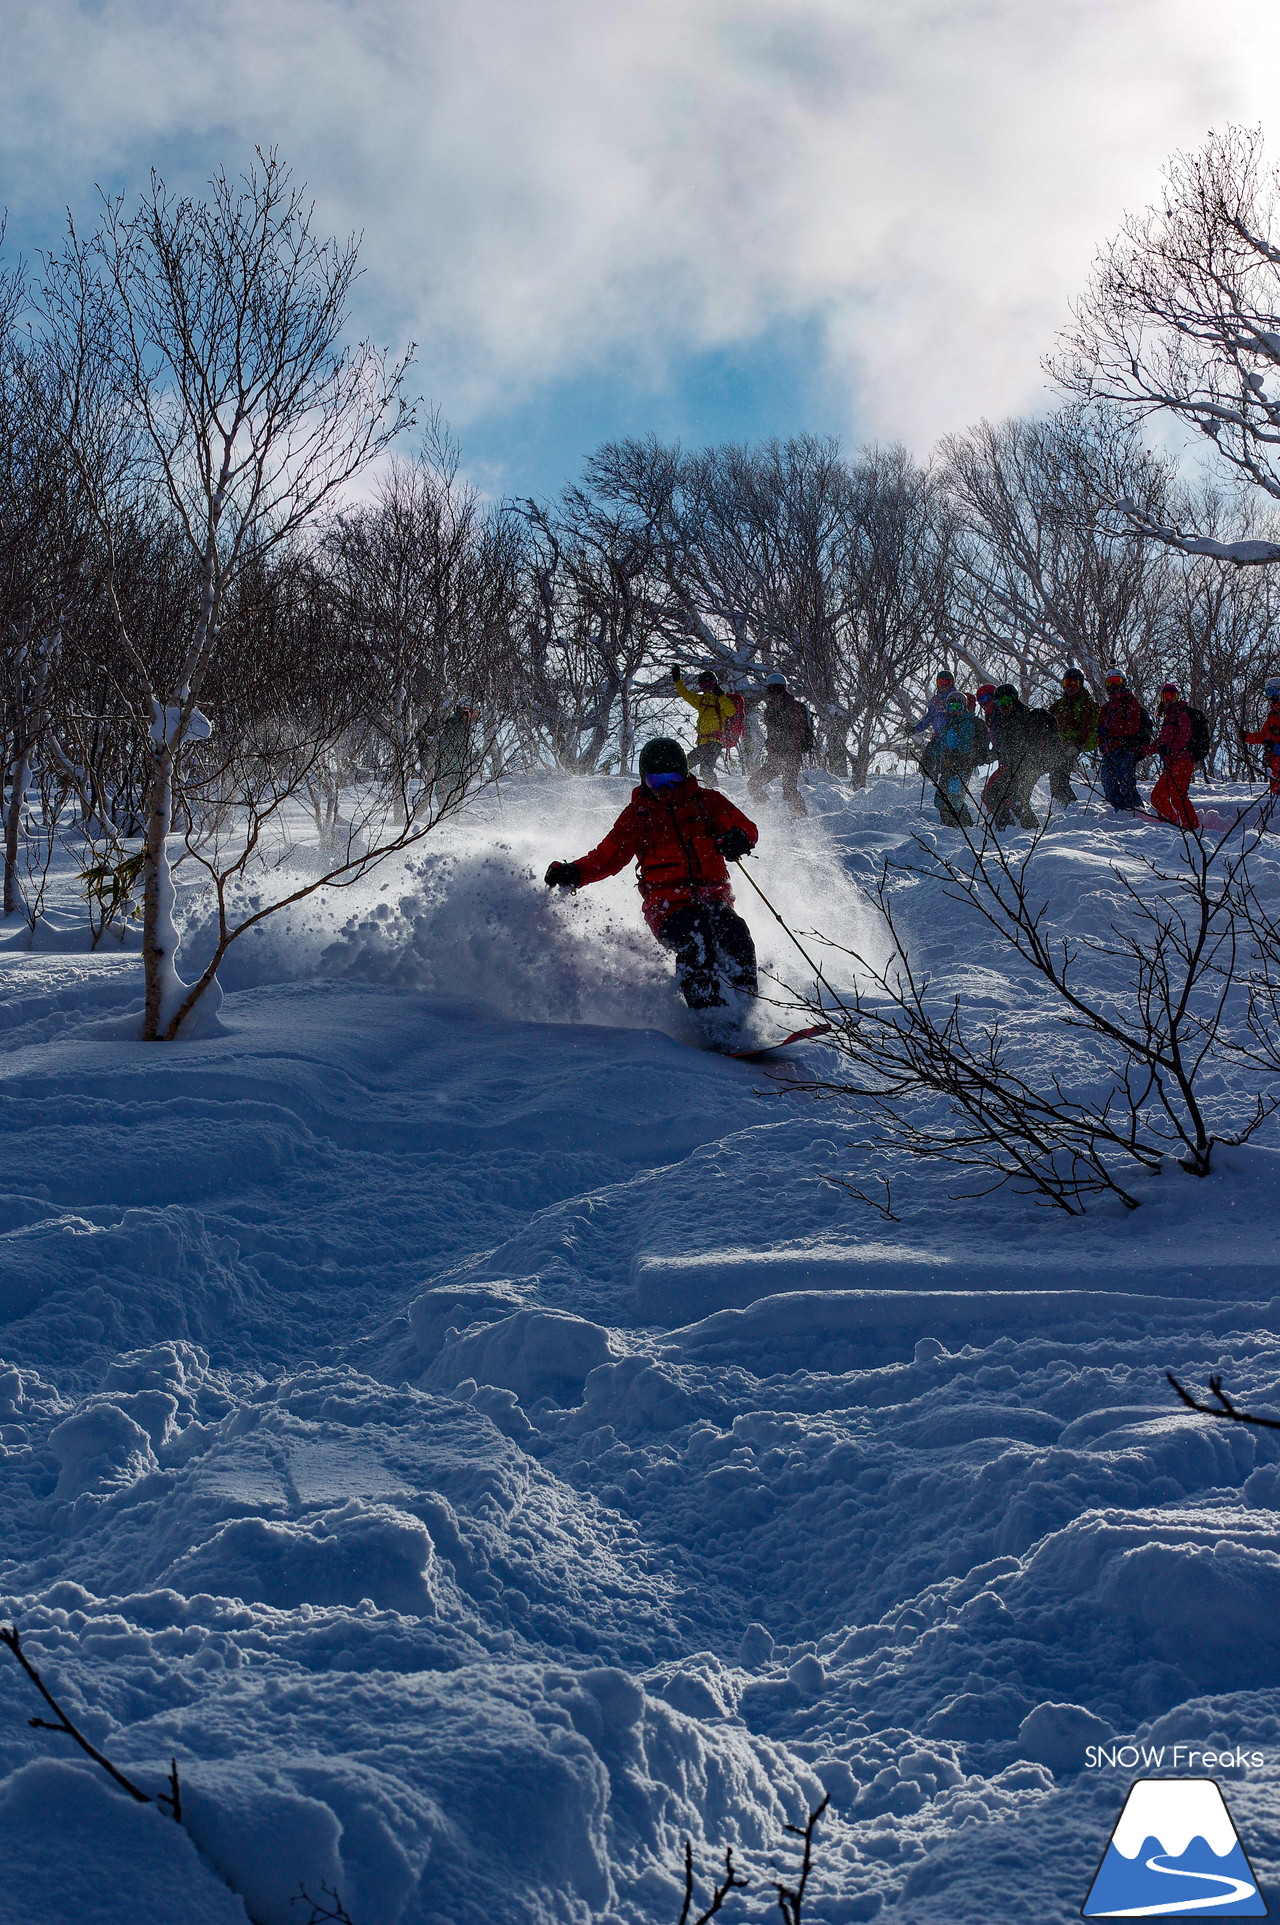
[2,769,1280,1925]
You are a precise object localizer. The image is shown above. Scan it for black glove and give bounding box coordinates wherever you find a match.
[669,662,682,681]
[544,861,581,889]
[715,827,753,862]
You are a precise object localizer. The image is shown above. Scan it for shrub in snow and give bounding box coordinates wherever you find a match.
[803,813,1280,1209]
[1016,1702,1114,1774]
[426,1307,612,1406]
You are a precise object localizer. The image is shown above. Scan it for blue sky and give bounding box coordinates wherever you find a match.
[2,0,1278,502]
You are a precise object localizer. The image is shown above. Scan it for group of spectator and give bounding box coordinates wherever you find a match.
[909,668,1280,834]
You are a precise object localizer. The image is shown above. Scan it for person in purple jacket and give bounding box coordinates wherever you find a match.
[913,671,960,740]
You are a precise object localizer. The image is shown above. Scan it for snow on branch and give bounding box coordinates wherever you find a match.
[1114,496,1280,566]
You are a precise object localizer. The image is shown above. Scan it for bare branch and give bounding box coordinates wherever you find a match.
[1166,1371,1280,1429]
[0,1623,180,1815]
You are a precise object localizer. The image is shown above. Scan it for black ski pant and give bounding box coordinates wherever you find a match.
[982,760,1040,830]
[1099,747,1141,811]
[1046,743,1081,805]
[925,748,975,824]
[656,900,758,1009]
[690,742,722,786]
[748,750,807,817]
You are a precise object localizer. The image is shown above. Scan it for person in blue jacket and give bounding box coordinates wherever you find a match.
[924,692,979,825]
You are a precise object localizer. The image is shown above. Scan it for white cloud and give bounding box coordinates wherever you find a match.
[3,0,1280,454]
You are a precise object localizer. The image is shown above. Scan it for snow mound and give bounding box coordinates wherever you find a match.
[167,1498,440,1614]
[0,1760,249,1925]
[424,1308,614,1404]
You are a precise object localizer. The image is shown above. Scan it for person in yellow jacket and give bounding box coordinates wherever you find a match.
[669,663,739,786]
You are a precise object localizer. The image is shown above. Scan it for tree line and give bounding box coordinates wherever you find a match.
[4,131,1280,1027]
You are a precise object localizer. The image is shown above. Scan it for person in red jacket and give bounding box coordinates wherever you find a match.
[1243,678,1280,795]
[1142,682,1199,829]
[1095,671,1151,811]
[544,737,759,1009]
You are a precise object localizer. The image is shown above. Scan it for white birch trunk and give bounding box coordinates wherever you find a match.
[3,748,30,916]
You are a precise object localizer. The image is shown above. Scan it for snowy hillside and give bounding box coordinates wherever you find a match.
[2,770,1280,1925]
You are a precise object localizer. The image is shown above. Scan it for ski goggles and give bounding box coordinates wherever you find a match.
[644,771,683,789]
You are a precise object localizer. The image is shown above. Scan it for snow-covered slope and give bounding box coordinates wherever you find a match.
[2,772,1279,1924]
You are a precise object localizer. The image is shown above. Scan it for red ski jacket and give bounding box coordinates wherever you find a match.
[1096,692,1147,753]
[1147,702,1193,761]
[572,779,758,911]
[1245,709,1280,754]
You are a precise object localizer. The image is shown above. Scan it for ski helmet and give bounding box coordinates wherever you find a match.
[936,670,955,688]
[975,683,996,706]
[1265,677,1280,702]
[1062,668,1084,687]
[697,670,718,691]
[993,682,1018,703]
[638,737,689,780]
[764,670,787,689]
[1160,681,1181,702]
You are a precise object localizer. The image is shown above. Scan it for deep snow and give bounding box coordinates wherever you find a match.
[2,768,1280,1924]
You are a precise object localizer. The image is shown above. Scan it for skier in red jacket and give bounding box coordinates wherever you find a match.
[1142,682,1199,829]
[545,737,759,1009]
[1243,678,1280,795]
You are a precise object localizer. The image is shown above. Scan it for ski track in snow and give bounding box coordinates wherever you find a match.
[1,772,1280,1923]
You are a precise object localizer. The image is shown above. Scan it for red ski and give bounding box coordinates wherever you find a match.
[721,1022,833,1059]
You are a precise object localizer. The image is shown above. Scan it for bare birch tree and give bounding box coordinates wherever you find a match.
[1056,126,1280,565]
[33,149,412,1035]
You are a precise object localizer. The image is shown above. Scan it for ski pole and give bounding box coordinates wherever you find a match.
[732,859,854,1018]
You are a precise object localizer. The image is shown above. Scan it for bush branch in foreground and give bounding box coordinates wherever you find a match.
[1166,1372,1280,1429]
[0,1622,180,1818]
[769,805,1277,1211]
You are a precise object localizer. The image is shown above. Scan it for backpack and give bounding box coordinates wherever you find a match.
[799,704,816,755]
[1134,705,1155,753]
[1186,704,1212,764]
[722,693,747,751]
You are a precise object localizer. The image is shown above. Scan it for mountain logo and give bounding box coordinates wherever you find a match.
[1083,1778,1267,1917]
